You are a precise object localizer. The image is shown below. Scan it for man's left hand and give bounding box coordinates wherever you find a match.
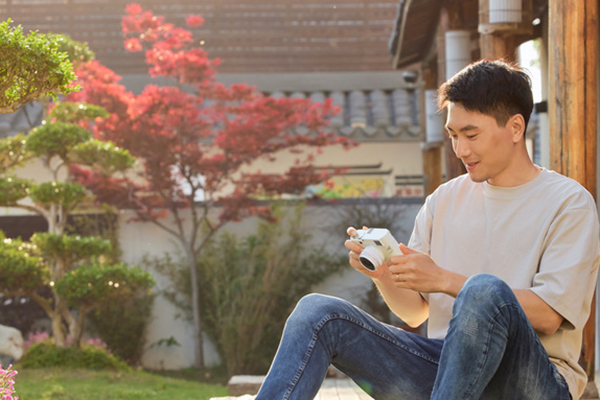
[388,244,467,297]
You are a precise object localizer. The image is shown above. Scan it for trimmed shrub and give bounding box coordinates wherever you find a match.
[20,341,129,371]
[87,294,154,366]
[154,203,346,376]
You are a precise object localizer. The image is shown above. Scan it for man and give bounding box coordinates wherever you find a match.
[255,60,600,399]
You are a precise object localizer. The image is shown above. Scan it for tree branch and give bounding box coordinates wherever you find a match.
[13,202,51,221]
[29,291,54,318]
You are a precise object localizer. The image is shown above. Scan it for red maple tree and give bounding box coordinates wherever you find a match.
[69,4,354,368]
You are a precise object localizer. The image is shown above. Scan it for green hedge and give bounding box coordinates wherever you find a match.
[20,341,130,371]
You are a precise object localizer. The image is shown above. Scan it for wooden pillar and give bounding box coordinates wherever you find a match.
[478,0,533,61]
[422,65,443,196]
[480,34,518,62]
[439,4,468,180]
[548,0,598,396]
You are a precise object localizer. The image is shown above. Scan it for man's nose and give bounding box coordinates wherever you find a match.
[453,139,471,158]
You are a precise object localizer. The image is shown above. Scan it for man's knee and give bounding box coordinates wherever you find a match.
[448,274,520,340]
[454,274,516,315]
[286,293,347,329]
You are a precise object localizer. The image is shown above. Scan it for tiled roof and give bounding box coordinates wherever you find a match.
[2,0,400,74]
[0,87,422,142]
[267,88,422,141]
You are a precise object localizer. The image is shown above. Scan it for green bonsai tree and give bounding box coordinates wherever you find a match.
[0,19,79,113]
[0,102,154,347]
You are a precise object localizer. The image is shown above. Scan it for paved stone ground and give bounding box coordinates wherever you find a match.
[213,375,600,400]
[210,378,375,400]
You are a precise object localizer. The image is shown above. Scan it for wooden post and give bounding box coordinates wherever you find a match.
[439,4,468,180]
[422,64,443,196]
[548,0,598,397]
[478,0,533,61]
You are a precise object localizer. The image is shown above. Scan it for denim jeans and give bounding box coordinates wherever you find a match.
[255,274,571,400]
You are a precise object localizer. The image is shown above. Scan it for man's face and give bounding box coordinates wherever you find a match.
[445,103,521,187]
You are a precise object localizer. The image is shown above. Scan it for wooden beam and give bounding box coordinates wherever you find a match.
[421,64,443,196]
[439,3,468,180]
[479,34,518,62]
[548,0,597,198]
[548,0,598,397]
[422,146,443,195]
[478,0,533,61]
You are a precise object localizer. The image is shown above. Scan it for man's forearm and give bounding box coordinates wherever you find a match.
[373,276,429,328]
[513,289,564,335]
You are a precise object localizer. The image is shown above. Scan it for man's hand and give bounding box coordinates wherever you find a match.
[389,244,467,297]
[344,226,466,296]
[344,226,430,326]
[344,226,390,279]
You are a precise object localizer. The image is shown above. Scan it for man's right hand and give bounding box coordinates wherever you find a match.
[344,226,430,327]
[344,226,389,279]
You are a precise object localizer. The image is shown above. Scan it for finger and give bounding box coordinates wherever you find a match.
[399,243,420,255]
[391,272,406,285]
[349,253,372,274]
[347,226,358,237]
[389,254,409,265]
[388,262,408,275]
[345,239,364,252]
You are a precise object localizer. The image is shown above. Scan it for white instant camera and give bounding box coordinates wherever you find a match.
[350,228,402,271]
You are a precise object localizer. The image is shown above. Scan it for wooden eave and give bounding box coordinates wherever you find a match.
[390,0,549,70]
[389,0,482,70]
[389,0,444,70]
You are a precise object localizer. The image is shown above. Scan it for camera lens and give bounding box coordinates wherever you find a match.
[359,246,385,271]
[359,257,376,271]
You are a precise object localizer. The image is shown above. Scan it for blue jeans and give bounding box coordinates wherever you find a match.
[255,274,571,400]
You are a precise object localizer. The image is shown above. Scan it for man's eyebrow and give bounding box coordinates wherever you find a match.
[445,124,480,133]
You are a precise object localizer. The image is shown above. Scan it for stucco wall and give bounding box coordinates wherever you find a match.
[118,199,422,369]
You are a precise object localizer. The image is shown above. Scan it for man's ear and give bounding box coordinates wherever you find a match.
[510,114,526,143]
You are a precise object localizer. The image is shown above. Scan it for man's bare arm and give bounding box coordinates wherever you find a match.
[345,228,563,334]
[389,246,564,335]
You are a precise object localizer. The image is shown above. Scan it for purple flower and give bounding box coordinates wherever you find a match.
[0,364,19,400]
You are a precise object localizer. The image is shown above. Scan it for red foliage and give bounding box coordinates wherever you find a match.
[185,15,204,28]
[71,165,132,209]
[72,3,356,232]
[67,61,132,119]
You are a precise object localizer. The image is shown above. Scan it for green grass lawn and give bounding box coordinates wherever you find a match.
[13,368,228,400]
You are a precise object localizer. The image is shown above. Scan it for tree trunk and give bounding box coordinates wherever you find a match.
[51,306,67,347]
[71,306,88,346]
[186,246,205,369]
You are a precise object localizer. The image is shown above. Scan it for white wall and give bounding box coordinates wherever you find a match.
[118,199,422,369]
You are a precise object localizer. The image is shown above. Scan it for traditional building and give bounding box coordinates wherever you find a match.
[389,0,600,396]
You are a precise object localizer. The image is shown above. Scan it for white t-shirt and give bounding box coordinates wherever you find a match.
[408,168,600,399]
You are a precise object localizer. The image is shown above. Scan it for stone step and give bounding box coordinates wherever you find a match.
[211,377,374,400]
[227,375,264,396]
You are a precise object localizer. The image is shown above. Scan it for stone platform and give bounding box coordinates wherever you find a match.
[211,377,374,400]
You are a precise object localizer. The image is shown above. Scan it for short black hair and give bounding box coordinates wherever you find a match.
[438,59,534,130]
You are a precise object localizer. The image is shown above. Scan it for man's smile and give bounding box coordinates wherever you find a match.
[464,161,480,171]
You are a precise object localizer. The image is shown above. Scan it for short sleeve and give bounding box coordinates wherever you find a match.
[408,192,435,255]
[408,193,436,304]
[530,199,600,330]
